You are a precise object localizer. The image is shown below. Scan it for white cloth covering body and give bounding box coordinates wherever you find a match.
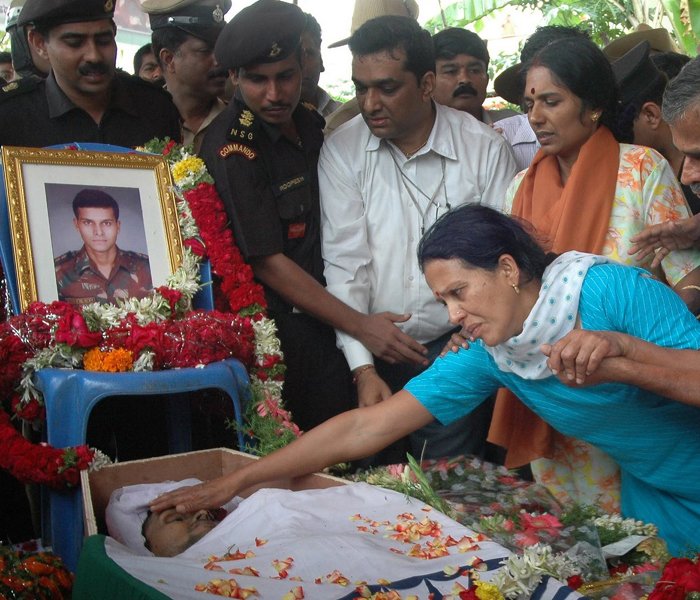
[106,483,582,600]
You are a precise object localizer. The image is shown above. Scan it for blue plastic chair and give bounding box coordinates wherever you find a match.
[0,143,251,571]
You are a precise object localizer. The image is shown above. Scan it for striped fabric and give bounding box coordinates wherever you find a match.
[405,262,700,554]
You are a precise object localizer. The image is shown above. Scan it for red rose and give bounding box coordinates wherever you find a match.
[156,286,183,312]
[649,583,686,600]
[678,568,700,593]
[567,575,583,590]
[184,238,206,257]
[55,312,101,348]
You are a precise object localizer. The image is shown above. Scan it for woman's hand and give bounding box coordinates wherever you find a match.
[629,216,700,267]
[541,330,630,385]
[439,331,470,357]
[150,475,238,515]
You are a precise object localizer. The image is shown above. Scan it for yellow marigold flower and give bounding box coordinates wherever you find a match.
[172,157,205,184]
[475,580,504,600]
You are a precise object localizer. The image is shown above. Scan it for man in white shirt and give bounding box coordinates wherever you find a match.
[319,15,517,460]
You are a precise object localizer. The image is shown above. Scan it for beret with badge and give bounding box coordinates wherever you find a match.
[611,40,667,106]
[142,0,232,46]
[214,0,306,71]
[17,0,115,28]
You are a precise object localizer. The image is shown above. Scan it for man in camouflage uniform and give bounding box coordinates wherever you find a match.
[55,189,151,305]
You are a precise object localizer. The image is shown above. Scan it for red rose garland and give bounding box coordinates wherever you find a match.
[0,140,296,489]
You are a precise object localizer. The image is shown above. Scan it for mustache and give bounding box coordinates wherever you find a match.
[78,62,109,76]
[207,67,228,80]
[453,83,477,97]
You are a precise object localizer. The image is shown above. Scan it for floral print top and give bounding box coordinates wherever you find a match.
[504,144,700,286]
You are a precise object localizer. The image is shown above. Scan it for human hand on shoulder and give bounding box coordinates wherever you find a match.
[541,330,631,385]
[439,331,470,357]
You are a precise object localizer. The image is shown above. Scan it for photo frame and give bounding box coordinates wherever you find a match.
[1,146,183,311]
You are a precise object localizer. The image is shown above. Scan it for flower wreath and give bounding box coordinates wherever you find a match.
[0,138,300,490]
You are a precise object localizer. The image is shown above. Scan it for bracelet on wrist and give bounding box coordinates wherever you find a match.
[352,364,375,384]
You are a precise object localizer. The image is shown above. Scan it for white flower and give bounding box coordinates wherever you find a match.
[491,544,580,599]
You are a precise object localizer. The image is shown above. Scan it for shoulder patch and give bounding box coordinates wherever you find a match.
[54,250,78,264]
[122,250,150,261]
[0,77,40,102]
[218,142,257,160]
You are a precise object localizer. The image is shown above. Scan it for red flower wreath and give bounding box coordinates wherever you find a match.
[0,139,295,489]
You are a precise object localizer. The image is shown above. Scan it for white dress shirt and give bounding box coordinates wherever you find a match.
[496,113,539,172]
[319,103,518,369]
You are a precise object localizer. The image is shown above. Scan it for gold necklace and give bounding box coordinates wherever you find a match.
[400,135,430,158]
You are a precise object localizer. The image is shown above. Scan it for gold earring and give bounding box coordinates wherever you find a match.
[512,283,520,295]
[592,112,600,122]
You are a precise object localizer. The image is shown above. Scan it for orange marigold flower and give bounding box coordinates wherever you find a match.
[83,347,134,372]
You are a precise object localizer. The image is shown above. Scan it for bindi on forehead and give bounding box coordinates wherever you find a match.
[531,87,535,95]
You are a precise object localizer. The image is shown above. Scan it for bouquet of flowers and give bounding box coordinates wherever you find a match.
[0,543,73,599]
[648,555,700,600]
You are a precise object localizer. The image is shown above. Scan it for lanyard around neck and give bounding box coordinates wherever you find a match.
[388,145,450,235]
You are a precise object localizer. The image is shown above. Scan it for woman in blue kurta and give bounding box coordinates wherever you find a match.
[152,205,700,554]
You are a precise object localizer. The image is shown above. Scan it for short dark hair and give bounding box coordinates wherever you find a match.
[418,204,551,283]
[133,43,153,74]
[303,12,322,47]
[432,28,489,68]
[614,72,667,144]
[151,27,193,63]
[72,189,120,220]
[651,51,691,81]
[349,15,434,83]
[662,56,700,125]
[526,37,618,134]
[0,51,12,64]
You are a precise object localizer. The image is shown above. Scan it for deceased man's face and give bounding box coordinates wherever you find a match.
[142,508,220,557]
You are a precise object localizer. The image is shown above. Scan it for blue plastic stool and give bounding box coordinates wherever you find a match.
[34,357,250,572]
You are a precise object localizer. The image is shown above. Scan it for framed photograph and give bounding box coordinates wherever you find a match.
[1,146,183,311]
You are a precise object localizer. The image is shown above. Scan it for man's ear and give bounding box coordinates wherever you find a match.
[420,71,435,99]
[159,48,175,72]
[639,101,663,130]
[27,29,48,60]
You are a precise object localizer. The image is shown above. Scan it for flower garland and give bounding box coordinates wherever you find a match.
[0,542,73,599]
[0,138,300,489]
[649,555,700,600]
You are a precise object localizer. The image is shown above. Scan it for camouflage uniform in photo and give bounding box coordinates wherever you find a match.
[54,246,152,306]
